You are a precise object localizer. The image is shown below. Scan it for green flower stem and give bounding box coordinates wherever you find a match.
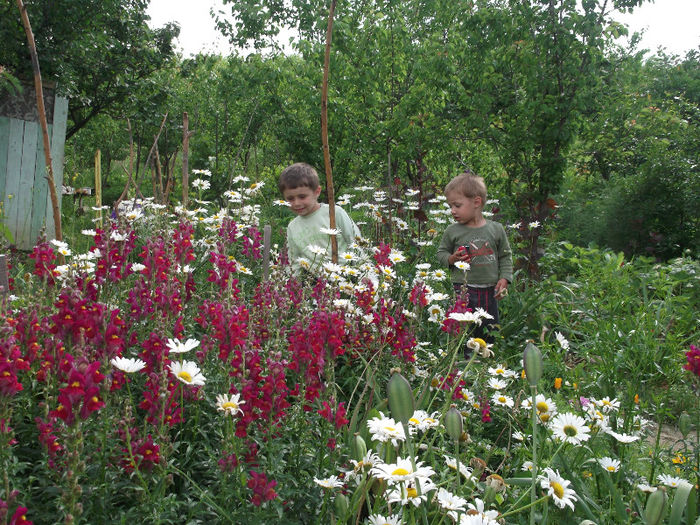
[499,495,550,519]
[529,385,537,525]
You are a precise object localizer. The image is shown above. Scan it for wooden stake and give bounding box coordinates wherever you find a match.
[182,112,190,209]
[94,149,102,228]
[262,225,271,281]
[321,0,338,263]
[16,0,62,243]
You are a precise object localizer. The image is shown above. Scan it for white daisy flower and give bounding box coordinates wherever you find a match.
[130,262,146,273]
[454,261,470,271]
[487,377,509,390]
[319,227,341,236]
[444,456,475,480]
[111,356,146,373]
[436,487,467,512]
[597,457,621,473]
[605,429,640,443]
[657,474,689,488]
[307,244,327,256]
[539,467,577,510]
[367,514,401,525]
[555,331,570,350]
[488,364,516,378]
[169,360,206,386]
[367,413,406,446]
[215,393,245,416]
[408,410,441,432]
[491,392,514,408]
[385,477,436,507]
[371,457,435,485]
[551,413,591,445]
[166,338,200,354]
[313,475,344,489]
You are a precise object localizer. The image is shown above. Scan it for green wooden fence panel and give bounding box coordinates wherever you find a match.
[3,119,24,243]
[0,90,68,249]
[16,120,39,248]
[0,118,9,232]
[44,95,68,242]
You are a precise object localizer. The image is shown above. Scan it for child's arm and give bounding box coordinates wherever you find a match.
[437,228,470,266]
[495,223,513,298]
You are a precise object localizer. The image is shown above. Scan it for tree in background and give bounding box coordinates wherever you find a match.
[0,0,179,139]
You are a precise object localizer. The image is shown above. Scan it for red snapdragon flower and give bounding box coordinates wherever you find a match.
[247,471,278,506]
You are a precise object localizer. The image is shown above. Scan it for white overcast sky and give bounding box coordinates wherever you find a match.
[147,0,700,58]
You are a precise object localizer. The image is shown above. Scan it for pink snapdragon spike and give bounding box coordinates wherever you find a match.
[247,471,278,506]
[684,344,700,377]
[373,242,392,267]
[481,397,492,423]
[409,281,430,307]
[9,505,32,525]
[28,241,57,283]
[318,400,350,429]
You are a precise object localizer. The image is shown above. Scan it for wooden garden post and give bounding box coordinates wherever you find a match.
[16,0,62,243]
[95,149,102,228]
[182,112,190,208]
[321,0,338,263]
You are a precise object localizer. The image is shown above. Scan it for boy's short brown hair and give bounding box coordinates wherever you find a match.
[445,171,487,204]
[278,162,320,192]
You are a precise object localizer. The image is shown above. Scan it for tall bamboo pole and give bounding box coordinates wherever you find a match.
[95,150,102,228]
[321,0,338,263]
[16,0,62,242]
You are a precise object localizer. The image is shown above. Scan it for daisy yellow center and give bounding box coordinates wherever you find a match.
[406,487,418,498]
[409,417,420,424]
[392,467,410,476]
[536,402,549,412]
[551,481,565,499]
[540,413,551,422]
[498,396,506,403]
[473,338,487,349]
[563,425,578,437]
[222,402,238,411]
[384,425,396,432]
[178,371,193,382]
[606,466,616,472]
[496,369,504,374]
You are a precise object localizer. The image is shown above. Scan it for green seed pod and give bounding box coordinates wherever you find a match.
[678,412,692,438]
[644,488,667,525]
[334,493,349,518]
[349,434,367,462]
[523,342,543,387]
[387,372,415,425]
[445,407,463,443]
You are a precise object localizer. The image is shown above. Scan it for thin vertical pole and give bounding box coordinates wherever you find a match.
[95,149,102,228]
[16,0,62,243]
[321,0,338,263]
[182,112,190,209]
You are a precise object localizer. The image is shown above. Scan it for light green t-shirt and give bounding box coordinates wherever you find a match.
[286,203,361,274]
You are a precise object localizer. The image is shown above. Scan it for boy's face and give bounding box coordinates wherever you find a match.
[282,185,322,217]
[446,190,482,225]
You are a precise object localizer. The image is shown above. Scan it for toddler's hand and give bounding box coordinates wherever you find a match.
[495,278,509,300]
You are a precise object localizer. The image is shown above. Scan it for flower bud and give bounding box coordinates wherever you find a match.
[334,493,349,518]
[678,412,692,438]
[644,488,667,525]
[523,342,543,387]
[349,434,367,462]
[387,373,414,425]
[445,406,463,443]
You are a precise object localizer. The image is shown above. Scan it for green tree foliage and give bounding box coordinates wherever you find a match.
[563,49,700,258]
[0,0,179,139]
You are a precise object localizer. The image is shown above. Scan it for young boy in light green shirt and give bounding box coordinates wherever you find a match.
[278,162,360,275]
